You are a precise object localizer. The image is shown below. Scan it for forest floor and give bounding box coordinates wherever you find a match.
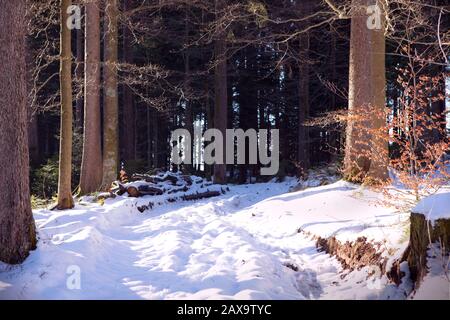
[0,173,449,300]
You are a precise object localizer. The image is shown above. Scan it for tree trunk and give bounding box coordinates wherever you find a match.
[0,0,37,264]
[298,32,311,174]
[184,9,193,174]
[429,68,446,143]
[152,110,159,168]
[26,34,40,165]
[79,0,102,194]
[213,0,227,184]
[344,0,389,183]
[75,10,84,131]
[205,82,213,180]
[297,1,313,174]
[57,0,75,209]
[329,27,341,163]
[122,0,136,162]
[102,0,119,189]
[147,106,151,166]
[28,112,40,164]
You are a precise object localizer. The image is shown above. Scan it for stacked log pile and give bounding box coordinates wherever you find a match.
[95,171,228,212]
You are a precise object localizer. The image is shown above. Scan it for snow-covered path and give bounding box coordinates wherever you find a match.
[0,181,322,299]
[0,179,445,299]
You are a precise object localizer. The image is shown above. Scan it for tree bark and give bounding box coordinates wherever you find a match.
[122,0,136,162]
[184,8,193,174]
[28,112,40,164]
[152,110,159,168]
[75,10,84,131]
[79,0,102,194]
[0,0,37,264]
[366,2,389,182]
[344,0,389,183]
[26,34,40,165]
[205,82,213,180]
[329,26,341,163]
[102,0,119,189]
[297,0,314,175]
[57,0,75,209]
[213,0,227,184]
[298,30,311,173]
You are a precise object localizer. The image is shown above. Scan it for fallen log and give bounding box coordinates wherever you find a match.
[130,173,154,183]
[155,173,179,185]
[182,175,193,186]
[130,173,180,185]
[110,182,127,196]
[109,172,227,207]
[181,190,222,201]
[127,185,164,197]
[95,192,116,202]
[126,186,140,197]
[167,186,189,194]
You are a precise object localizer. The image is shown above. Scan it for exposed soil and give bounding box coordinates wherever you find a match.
[310,213,450,290]
[315,236,387,273]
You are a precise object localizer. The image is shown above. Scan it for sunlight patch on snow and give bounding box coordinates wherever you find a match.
[0,178,447,299]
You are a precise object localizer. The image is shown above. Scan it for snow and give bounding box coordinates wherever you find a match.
[410,244,450,300]
[236,180,409,244]
[412,188,450,222]
[0,177,448,300]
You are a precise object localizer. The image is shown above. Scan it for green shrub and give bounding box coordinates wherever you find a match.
[30,128,83,199]
[30,156,59,199]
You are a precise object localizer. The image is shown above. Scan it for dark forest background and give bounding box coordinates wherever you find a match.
[27,0,448,200]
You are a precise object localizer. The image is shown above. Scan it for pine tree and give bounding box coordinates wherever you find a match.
[57,0,75,209]
[102,0,119,188]
[122,0,136,162]
[344,0,389,183]
[213,0,228,184]
[0,0,37,264]
[79,0,102,194]
[297,0,313,174]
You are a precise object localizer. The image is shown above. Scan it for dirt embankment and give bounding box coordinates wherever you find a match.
[315,236,388,274]
[308,213,450,289]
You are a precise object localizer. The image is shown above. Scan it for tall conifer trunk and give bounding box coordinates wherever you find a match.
[0,0,37,264]
[102,0,119,188]
[122,0,136,162]
[213,0,227,184]
[57,0,75,209]
[344,0,388,183]
[79,0,102,194]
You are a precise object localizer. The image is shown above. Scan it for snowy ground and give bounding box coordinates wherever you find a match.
[0,178,449,300]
